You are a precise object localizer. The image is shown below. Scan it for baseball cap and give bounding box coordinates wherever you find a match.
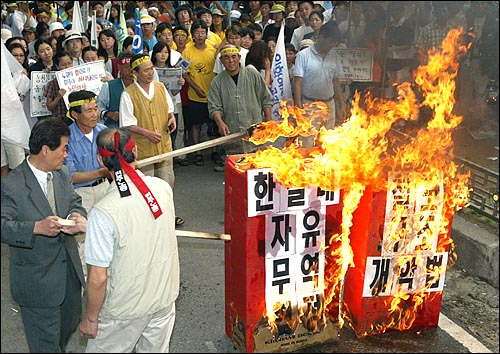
[211,8,224,17]
[270,4,286,14]
[5,3,18,8]
[22,26,36,34]
[230,10,241,21]
[299,39,314,50]
[140,14,155,24]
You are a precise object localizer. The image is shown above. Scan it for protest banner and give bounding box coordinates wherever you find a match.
[333,48,373,82]
[56,61,107,108]
[30,71,56,117]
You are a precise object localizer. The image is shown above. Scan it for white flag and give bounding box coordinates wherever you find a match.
[270,23,292,121]
[1,43,30,149]
[90,11,98,48]
[71,1,84,34]
[81,1,89,31]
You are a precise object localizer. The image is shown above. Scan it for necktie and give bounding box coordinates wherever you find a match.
[47,173,57,215]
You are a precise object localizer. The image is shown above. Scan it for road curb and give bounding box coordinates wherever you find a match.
[451,214,499,288]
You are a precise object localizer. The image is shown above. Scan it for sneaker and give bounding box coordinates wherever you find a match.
[194,154,204,166]
[177,157,192,166]
[213,164,225,172]
[211,151,224,165]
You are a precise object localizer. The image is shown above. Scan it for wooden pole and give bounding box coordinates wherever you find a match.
[136,131,247,168]
[176,230,231,241]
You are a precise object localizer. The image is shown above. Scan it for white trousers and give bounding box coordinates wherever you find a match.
[85,303,176,353]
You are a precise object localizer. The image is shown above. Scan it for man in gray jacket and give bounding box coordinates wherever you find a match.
[208,44,274,171]
[1,118,87,353]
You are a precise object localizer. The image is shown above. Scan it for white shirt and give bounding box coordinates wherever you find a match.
[26,156,51,198]
[85,206,115,267]
[290,25,313,52]
[119,81,175,127]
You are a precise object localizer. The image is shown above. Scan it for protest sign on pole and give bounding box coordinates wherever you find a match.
[270,23,292,121]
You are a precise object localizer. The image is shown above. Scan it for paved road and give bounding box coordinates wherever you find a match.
[1,148,495,353]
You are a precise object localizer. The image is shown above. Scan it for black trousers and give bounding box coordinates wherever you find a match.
[20,256,82,353]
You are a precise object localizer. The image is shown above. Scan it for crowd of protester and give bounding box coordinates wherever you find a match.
[1,1,499,352]
[2,1,499,172]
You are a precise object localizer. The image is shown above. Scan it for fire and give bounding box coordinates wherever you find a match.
[243,29,471,336]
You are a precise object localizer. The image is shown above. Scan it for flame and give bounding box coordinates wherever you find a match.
[244,29,471,335]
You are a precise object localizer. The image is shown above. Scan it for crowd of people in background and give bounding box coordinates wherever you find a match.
[2,1,499,174]
[1,1,499,352]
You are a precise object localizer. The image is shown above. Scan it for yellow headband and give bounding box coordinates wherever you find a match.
[220,47,240,56]
[174,30,187,37]
[131,55,151,69]
[68,98,96,108]
[161,28,172,34]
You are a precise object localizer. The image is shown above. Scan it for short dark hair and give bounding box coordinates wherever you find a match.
[285,42,297,53]
[225,26,242,38]
[82,45,98,57]
[156,22,173,36]
[53,50,72,66]
[172,25,189,37]
[190,19,208,37]
[123,36,133,49]
[261,1,274,9]
[68,90,96,115]
[29,118,70,155]
[97,128,135,171]
[174,3,193,22]
[248,23,263,34]
[319,20,341,42]
[130,53,150,72]
[196,7,212,19]
[240,26,255,40]
[117,49,134,62]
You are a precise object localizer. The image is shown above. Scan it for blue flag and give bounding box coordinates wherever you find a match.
[132,9,143,54]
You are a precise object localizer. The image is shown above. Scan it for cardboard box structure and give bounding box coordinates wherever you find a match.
[224,156,343,352]
[224,154,451,351]
[344,174,450,336]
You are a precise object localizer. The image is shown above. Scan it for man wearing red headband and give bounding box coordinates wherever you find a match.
[80,127,179,352]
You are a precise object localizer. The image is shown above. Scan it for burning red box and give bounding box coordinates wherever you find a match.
[224,155,343,353]
[343,174,452,337]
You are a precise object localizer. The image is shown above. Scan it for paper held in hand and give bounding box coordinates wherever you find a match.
[58,218,76,226]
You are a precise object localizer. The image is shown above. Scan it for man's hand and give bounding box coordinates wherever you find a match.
[80,315,98,339]
[106,111,120,122]
[34,216,64,237]
[218,121,230,136]
[168,114,176,133]
[62,213,87,235]
[147,130,163,144]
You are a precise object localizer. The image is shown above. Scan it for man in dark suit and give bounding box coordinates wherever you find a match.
[1,117,87,353]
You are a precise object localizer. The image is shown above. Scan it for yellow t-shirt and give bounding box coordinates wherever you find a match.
[182,44,217,103]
